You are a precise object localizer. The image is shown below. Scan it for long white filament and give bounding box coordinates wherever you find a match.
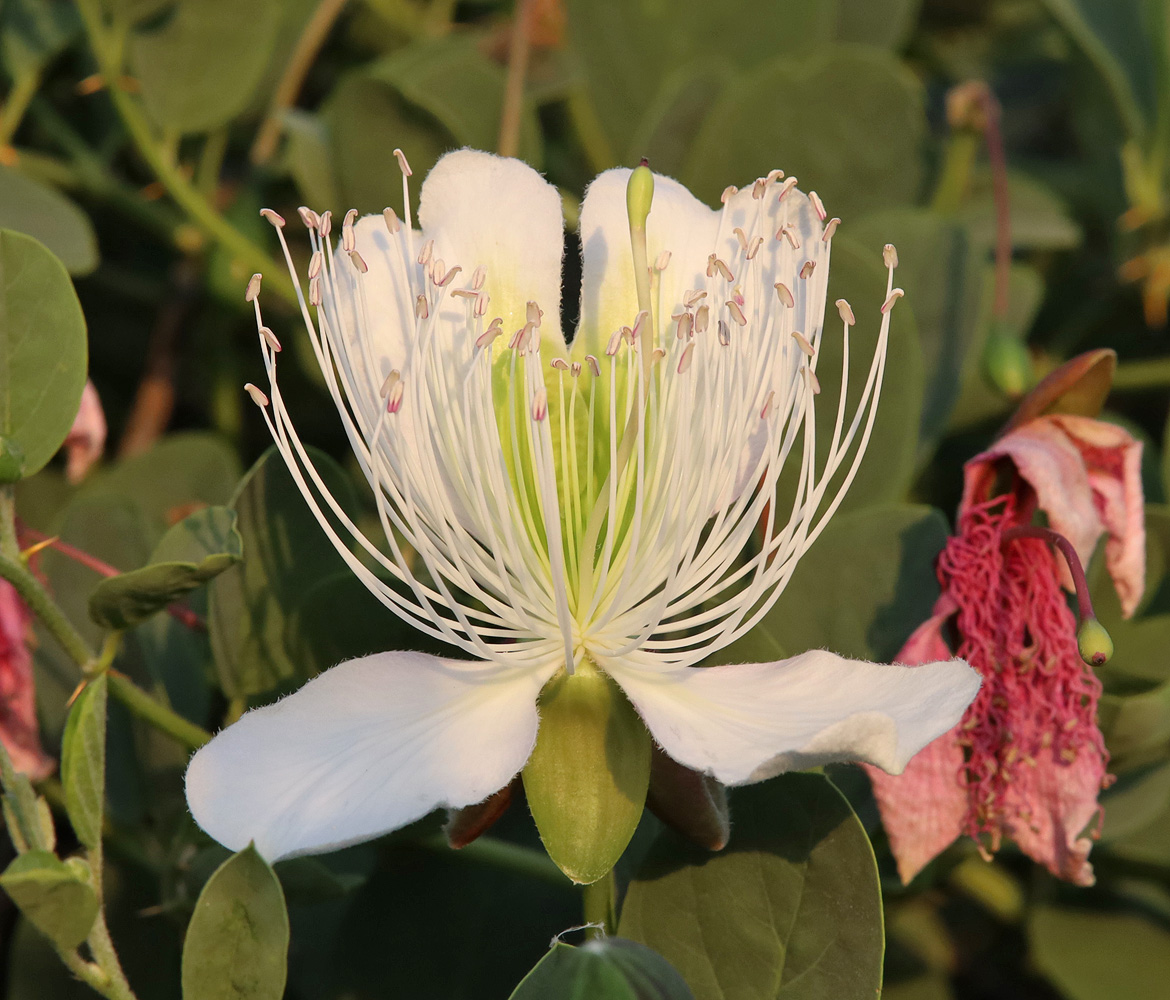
[248,168,898,676]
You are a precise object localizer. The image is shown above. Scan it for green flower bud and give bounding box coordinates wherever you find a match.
[982,323,1033,399]
[522,660,651,884]
[1077,617,1113,667]
[0,437,25,484]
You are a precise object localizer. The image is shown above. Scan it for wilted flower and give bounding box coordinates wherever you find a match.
[186,150,979,880]
[868,355,1143,886]
[62,380,107,485]
[0,579,54,780]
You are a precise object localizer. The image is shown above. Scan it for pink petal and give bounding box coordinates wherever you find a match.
[865,598,967,883]
[999,747,1105,887]
[0,582,54,780]
[63,381,107,485]
[1049,415,1145,618]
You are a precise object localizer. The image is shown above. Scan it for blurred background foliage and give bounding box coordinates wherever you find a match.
[2,0,1170,997]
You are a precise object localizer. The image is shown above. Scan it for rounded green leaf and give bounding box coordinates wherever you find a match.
[618,774,884,1000]
[128,0,281,134]
[0,167,98,276]
[61,674,107,850]
[1030,901,1170,1000]
[181,844,289,1000]
[87,506,243,630]
[0,229,87,478]
[208,446,360,698]
[0,850,99,951]
[509,939,695,1000]
[683,49,926,219]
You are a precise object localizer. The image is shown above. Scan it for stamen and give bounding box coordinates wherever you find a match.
[822,218,840,242]
[586,355,600,376]
[436,265,461,286]
[308,250,323,278]
[808,191,826,221]
[655,250,672,271]
[550,358,569,371]
[752,177,768,199]
[674,312,694,339]
[245,273,262,302]
[883,243,899,268]
[418,239,434,266]
[726,300,747,326]
[778,177,798,199]
[774,282,794,308]
[471,265,486,289]
[694,304,710,332]
[717,320,730,346]
[383,207,401,233]
[760,390,775,419]
[349,250,368,273]
[570,362,582,377]
[260,208,285,227]
[415,294,429,319]
[531,387,548,421]
[881,288,905,314]
[721,185,738,204]
[778,226,800,250]
[836,298,856,326]
[297,206,318,229]
[244,382,269,407]
[683,289,707,307]
[380,370,401,398]
[792,331,814,357]
[746,236,763,260]
[318,210,332,237]
[393,148,413,176]
[799,260,816,279]
[260,327,282,352]
[677,342,695,373]
[527,301,543,326]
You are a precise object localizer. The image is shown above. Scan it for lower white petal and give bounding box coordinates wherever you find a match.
[603,651,980,785]
[185,651,557,860]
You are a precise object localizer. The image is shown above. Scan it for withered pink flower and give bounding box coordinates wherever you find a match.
[62,380,107,485]
[0,580,54,780]
[868,409,1143,886]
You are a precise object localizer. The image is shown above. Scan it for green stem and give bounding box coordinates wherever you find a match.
[581,868,617,938]
[107,673,210,751]
[0,72,40,146]
[0,552,93,669]
[0,485,19,561]
[930,131,979,215]
[1111,355,1170,390]
[74,0,297,306]
[416,834,568,888]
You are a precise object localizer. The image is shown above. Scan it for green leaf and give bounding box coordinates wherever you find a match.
[565,0,835,160]
[181,845,289,1000]
[957,171,1082,252]
[128,0,281,133]
[1099,759,1170,841]
[0,0,80,79]
[0,167,98,276]
[1030,901,1170,1000]
[619,774,884,1000]
[833,0,922,49]
[78,432,242,544]
[323,35,541,216]
[87,506,242,629]
[509,939,695,1000]
[849,209,982,453]
[60,674,107,850]
[0,850,99,951]
[683,48,925,219]
[283,110,343,213]
[0,229,87,479]
[208,447,362,698]
[1038,0,1159,139]
[715,504,945,668]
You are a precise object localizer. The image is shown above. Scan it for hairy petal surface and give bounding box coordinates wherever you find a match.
[185,651,557,860]
[602,650,980,785]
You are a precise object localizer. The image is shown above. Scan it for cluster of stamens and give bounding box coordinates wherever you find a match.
[242,151,902,676]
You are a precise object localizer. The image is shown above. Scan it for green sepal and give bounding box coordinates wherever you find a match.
[523,661,651,884]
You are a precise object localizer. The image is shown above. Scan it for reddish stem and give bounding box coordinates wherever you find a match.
[977,88,1012,321]
[1002,525,1095,623]
[18,524,207,632]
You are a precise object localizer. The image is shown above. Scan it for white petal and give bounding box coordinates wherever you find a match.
[421,149,565,350]
[185,651,557,860]
[575,167,719,357]
[604,651,980,785]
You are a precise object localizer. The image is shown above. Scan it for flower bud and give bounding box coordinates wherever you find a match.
[1077,617,1113,667]
[522,661,651,884]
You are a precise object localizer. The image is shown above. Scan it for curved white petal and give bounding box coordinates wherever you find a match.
[185,651,557,860]
[420,149,566,350]
[603,651,980,785]
[575,167,719,357]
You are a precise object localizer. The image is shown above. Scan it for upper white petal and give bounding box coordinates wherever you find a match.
[185,650,557,860]
[603,650,980,784]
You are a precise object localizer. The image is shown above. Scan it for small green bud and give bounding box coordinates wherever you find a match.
[626,160,654,234]
[522,660,651,884]
[0,437,25,484]
[1077,617,1113,666]
[982,323,1033,399]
